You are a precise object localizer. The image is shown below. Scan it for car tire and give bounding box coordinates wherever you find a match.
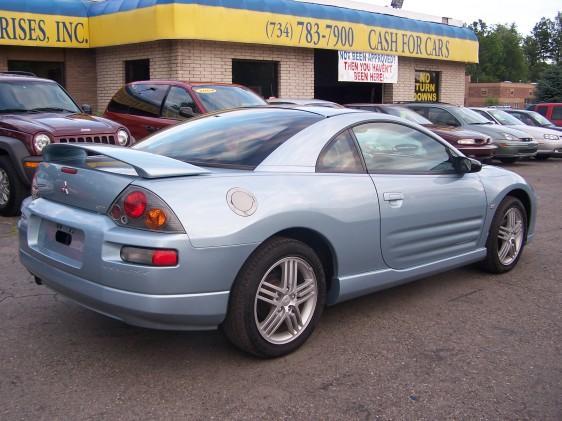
[0,156,27,217]
[499,157,518,164]
[480,196,527,274]
[535,155,549,161]
[222,236,326,358]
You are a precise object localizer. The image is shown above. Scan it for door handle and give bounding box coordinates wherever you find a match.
[383,192,404,202]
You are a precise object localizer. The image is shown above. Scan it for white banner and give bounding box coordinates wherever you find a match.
[338,51,398,83]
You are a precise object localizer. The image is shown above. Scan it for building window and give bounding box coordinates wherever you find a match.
[232,59,278,98]
[125,59,150,83]
[481,88,488,96]
[8,60,65,85]
[414,70,440,102]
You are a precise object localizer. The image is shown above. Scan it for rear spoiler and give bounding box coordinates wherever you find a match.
[43,144,210,178]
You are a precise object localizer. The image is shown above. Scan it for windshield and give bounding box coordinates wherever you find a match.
[192,85,266,112]
[488,109,525,125]
[456,107,492,124]
[528,111,553,126]
[0,80,80,113]
[134,108,323,169]
[384,106,432,125]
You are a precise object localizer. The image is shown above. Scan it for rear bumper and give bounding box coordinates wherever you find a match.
[20,248,229,330]
[18,198,256,330]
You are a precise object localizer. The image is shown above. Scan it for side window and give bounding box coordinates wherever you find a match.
[409,107,429,119]
[353,122,455,173]
[316,130,364,173]
[427,108,460,126]
[162,87,199,119]
[536,106,548,117]
[107,84,168,117]
[515,113,534,125]
[472,109,494,122]
[552,106,562,120]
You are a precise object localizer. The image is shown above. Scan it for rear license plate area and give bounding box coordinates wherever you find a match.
[37,220,85,267]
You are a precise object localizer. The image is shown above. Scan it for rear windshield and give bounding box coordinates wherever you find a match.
[383,106,432,125]
[134,108,323,169]
[192,85,266,112]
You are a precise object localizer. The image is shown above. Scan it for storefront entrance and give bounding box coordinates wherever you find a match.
[314,49,382,105]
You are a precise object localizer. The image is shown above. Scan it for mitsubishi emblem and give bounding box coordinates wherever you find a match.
[61,181,70,195]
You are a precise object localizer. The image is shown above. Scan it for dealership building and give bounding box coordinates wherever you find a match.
[0,0,478,112]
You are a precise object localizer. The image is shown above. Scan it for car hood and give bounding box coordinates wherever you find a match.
[463,123,530,140]
[425,124,487,140]
[0,112,119,136]
[503,124,561,139]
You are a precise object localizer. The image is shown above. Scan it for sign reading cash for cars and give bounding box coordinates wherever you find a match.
[338,51,398,83]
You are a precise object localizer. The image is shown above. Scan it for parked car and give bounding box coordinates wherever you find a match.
[0,72,132,216]
[104,81,267,139]
[506,109,562,133]
[403,103,538,163]
[267,98,343,108]
[20,106,536,357]
[470,107,562,160]
[346,104,497,160]
[527,103,562,127]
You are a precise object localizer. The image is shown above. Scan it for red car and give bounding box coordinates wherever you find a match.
[528,103,562,127]
[345,104,497,160]
[104,81,267,139]
[0,72,132,216]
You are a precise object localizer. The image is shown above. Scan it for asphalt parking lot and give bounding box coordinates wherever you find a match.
[1,159,561,420]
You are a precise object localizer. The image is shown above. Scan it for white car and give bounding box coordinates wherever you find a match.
[471,107,562,160]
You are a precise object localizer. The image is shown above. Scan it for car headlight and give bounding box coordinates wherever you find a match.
[502,133,516,141]
[544,134,559,140]
[33,134,51,153]
[457,138,477,145]
[117,129,129,146]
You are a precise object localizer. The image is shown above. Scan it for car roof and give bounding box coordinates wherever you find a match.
[268,98,339,105]
[270,105,362,117]
[126,80,251,89]
[0,74,56,83]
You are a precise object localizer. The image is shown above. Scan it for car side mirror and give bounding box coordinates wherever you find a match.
[453,156,482,174]
[179,106,196,118]
[81,104,92,114]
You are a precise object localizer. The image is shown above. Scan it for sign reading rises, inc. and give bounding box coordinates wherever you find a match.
[338,51,398,83]
[0,12,89,47]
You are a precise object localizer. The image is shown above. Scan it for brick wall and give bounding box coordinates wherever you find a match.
[387,57,467,105]
[173,40,314,99]
[95,41,173,111]
[0,46,97,110]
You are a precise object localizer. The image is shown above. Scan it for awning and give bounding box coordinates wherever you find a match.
[0,0,479,63]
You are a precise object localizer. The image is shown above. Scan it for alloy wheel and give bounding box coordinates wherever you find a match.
[497,207,524,266]
[254,257,318,345]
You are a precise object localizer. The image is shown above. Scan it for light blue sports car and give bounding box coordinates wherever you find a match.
[18,107,536,357]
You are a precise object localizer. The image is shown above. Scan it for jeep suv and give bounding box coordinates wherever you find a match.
[0,73,133,216]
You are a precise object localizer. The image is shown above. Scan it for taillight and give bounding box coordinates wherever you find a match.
[109,186,184,233]
[124,191,147,218]
[121,246,178,266]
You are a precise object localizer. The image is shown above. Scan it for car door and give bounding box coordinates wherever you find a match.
[551,105,562,127]
[352,121,487,270]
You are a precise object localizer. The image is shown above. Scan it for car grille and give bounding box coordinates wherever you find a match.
[55,135,116,145]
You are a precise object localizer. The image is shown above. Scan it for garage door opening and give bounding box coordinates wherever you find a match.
[232,59,279,99]
[314,49,382,105]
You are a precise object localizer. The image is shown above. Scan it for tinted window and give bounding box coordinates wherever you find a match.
[0,80,79,113]
[552,106,562,120]
[426,108,461,126]
[353,122,455,173]
[107,84,168,117]
[317,130,364,173]
[536,106,548,116]
[134,109,323,169]
[162,87,199,119]
[192,85,266,112]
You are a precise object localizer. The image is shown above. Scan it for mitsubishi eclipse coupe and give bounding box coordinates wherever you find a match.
[18,107,536,357]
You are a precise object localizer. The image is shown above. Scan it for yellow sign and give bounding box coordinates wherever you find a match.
[415,70,440,102]
[0,4,479,63]
[194,88,217,94]
[0,11,89,48]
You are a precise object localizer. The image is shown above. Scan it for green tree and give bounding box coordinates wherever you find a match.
[536,64,562,102]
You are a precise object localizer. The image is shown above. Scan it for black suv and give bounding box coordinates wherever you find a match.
[0,72,132,216]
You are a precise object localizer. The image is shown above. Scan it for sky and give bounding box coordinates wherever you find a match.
[361,0,560,35]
